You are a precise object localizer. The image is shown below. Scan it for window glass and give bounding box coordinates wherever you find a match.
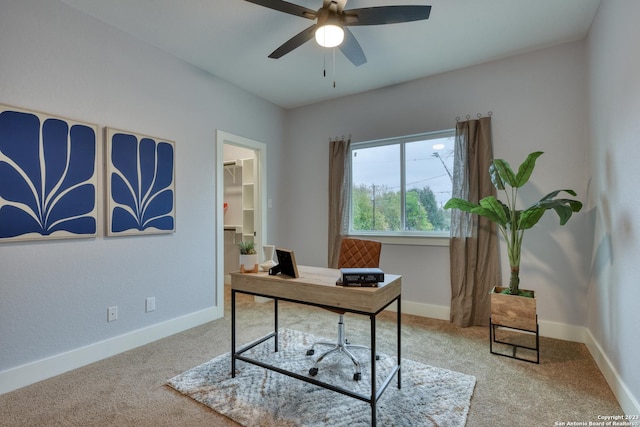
[350,131,454,236]
[352,144,400,231]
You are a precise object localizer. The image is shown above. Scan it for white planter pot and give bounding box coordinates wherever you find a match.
[239,254,258,273]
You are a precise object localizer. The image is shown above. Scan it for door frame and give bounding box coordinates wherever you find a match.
[215,130,267,308]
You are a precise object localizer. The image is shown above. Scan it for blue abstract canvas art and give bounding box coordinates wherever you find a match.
[0,105,98,242]
[106,128,175,236]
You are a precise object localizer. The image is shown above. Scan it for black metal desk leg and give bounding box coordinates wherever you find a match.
[231,289,237,378]
[397,295,402,389]
[371,314,377,427]
[274,299,279,352]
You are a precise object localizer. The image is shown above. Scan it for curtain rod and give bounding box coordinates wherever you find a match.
[455,111,493,122]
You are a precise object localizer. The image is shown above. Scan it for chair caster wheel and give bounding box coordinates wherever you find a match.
[353,372,361,381]
[376,354,380,360]
[306,349,315,356]
[309,367,318,376]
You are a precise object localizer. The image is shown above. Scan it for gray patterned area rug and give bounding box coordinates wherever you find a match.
[167,329,475,426]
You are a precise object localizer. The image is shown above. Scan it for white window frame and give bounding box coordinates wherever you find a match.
[347,129,455,247]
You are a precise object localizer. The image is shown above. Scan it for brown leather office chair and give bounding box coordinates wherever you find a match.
[307,237,382,381]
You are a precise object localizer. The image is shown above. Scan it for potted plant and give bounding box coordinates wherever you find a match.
[444,151,583,330]
[237,240,258,273]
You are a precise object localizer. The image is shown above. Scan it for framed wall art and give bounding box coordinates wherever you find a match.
[0,104,98,242]
[105,127,175,236]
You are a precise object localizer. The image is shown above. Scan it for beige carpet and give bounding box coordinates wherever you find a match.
[168,328,476,426]
[0,288,623,426]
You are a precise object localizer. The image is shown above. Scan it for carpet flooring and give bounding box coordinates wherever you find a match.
[0,289,623,426]
[168,328,476,426]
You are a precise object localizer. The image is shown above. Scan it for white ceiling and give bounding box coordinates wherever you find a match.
[59,0,600,110]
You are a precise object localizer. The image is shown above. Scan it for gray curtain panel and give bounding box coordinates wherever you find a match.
[328,137,351,268]
[449,117,501,327]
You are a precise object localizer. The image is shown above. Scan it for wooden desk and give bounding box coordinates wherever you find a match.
[230,265,401,427]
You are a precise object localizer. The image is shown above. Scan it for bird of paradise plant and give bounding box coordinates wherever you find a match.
[444,151,583,296]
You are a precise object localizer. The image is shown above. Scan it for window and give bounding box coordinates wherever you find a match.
[349,130,455,238]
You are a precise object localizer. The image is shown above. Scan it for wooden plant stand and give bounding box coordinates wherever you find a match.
[240,263,259,273]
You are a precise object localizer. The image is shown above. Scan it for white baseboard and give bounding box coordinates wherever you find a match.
[584,329,640,415]
[538,319,586,343]
[384,299,450,321]
[0,307,220,396]
[389,300,589,343]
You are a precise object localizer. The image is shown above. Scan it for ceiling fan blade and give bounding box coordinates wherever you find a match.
[339,27,366,66]
[245,0,316,20]
[343,5,431,26]
[268,24,318,59]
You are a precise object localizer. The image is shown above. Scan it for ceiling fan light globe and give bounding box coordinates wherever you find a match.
[315,24,344,48]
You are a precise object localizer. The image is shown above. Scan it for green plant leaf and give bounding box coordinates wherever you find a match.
[443,198,479,212]
[568,199,583,212]
[540,189,578,200]
[527,196,583,226]
[514,151,543,187]
[518,207,545,230]
[444,197,506,225]
[553,204,574,225]
[536,200,577,225]
[491,159,517,187]
[497,199,511,222]
[489,163,505,190]
[478,196,508,225]
[539,198,583,211]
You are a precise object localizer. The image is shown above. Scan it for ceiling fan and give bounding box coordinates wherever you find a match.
[245,0,432,66]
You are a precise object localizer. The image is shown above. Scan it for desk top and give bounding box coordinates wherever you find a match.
[230,265,401,314]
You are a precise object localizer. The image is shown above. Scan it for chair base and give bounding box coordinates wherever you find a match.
[306,314,377,381]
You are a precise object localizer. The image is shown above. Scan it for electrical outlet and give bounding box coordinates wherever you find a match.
[107,306,118,322]
[145,297,156,312]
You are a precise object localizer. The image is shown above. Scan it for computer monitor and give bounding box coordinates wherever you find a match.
[268,248,299,278]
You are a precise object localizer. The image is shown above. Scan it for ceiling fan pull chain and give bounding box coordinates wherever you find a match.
[323,52,327,78]
[333,47,337,88]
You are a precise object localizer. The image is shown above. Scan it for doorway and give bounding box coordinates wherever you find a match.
[215,131,267,309]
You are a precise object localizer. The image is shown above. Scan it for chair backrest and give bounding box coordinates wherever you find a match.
[337,238,382,269]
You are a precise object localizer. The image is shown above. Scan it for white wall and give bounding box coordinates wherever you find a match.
[284,41,589,327]
[586,0,640,413]
[0,0,285,391]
